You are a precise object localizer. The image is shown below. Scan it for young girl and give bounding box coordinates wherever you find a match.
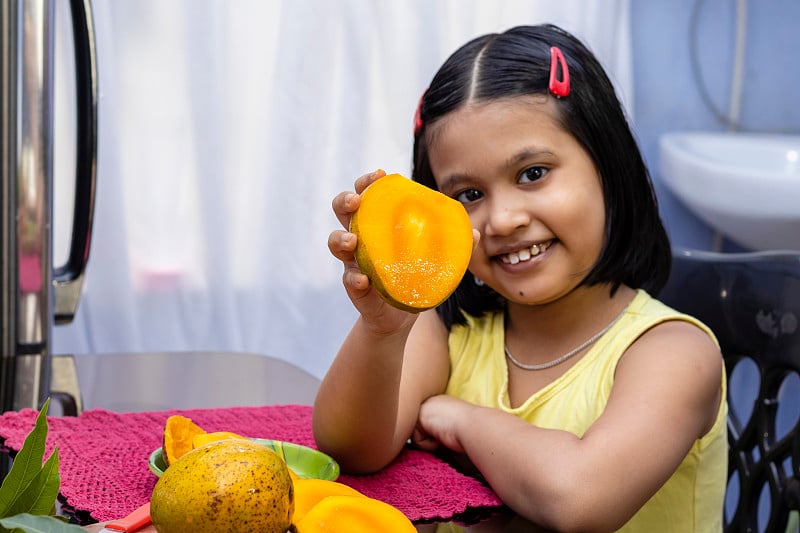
[314,24,727,533]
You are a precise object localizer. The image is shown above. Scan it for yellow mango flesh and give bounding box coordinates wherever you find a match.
[294,494,417,533]
[162,415,206,466]
[351,173,472,312]
[293,478,366,523]
[191,431,246,448]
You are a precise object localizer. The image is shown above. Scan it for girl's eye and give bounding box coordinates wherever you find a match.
[454,188,483,204]
[520,166,548,183]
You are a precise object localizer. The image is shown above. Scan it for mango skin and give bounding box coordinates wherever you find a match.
[150,439,294,533]
[351,173,473,312]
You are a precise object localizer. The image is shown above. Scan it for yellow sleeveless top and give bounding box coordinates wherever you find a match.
[445,290,727,532]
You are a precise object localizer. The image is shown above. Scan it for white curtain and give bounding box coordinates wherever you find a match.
[52,0,633,380]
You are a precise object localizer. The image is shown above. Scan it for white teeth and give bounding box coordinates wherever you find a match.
[500,241,550,264]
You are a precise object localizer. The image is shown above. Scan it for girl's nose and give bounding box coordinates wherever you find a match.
[484,199,530,237]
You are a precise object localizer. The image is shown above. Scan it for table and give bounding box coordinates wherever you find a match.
[0,352,514,531]
[69,351,323,413]
[84,514,548,532]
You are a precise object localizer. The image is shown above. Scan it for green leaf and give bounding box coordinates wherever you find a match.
[0,513,85,532]
[4,449,60,518]
[0,399,52,517]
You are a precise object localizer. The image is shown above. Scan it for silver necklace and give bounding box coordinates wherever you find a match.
[504,308,627,371]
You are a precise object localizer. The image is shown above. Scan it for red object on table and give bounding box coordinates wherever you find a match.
[0,405,502,525]
[100,502,150,532]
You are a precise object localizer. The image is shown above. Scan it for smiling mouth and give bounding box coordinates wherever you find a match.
[499,240,552,265]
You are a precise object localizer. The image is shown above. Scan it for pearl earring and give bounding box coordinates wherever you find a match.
[474,275,485,287]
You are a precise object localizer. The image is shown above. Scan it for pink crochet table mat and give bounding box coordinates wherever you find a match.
[0,404,503,525]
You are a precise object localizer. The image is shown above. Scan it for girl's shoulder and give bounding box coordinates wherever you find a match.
[613,291,725,438]
[602,290,722,385]
[628,289,719,345]
[623,290,724,395]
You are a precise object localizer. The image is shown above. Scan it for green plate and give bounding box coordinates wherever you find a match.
[148,438,339,481]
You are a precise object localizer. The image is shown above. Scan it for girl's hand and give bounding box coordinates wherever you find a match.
[328,169,417,333]
[412,394,473,453]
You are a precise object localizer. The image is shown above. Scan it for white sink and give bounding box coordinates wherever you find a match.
[658,131,800,251]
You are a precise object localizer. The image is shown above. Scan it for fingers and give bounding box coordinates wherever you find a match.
[329,168,392,305]
[411,427,440,452]
[331,169,386,230]
[472,228,481,252]
[328,229,356,262]
[328,229,370,292]
[331,192,359,230]
[342,266,370,292]
[353,168,386,194]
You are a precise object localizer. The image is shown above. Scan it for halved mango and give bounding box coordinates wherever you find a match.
[351,173,472,312]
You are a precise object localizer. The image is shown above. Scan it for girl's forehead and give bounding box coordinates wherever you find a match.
[429,95,561,140]
[461,94,554,117]
[425,95,596,190]
[427,96,567,156]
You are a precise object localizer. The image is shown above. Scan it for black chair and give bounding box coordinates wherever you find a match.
[658,248,800,533]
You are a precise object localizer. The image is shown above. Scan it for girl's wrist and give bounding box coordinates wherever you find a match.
[358,312,417,339]
[354,316,418,362]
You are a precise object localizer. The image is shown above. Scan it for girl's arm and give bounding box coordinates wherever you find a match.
[312,310,450,473]
[415,320,723,533]
[313,170,451,472]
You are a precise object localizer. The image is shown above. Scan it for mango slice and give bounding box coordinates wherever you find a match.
[351,173,472,312]
[192,431,247,448]
[294,494,417,533]
[162,415,206,466]
[293,478,366,523]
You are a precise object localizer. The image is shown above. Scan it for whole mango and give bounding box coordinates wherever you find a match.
[150,438,294,533]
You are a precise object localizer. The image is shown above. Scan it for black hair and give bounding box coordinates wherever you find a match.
[412,24,672,329]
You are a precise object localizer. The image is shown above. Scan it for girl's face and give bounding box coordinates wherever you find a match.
[427,95,606,306]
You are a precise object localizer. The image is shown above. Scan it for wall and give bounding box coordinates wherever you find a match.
[631,0,800,252]
[632,4,800,523]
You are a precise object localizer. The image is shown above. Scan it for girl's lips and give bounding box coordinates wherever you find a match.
[497,240,553,265]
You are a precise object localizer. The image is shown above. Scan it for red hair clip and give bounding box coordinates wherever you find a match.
[413,88,427,135]
[548,46,570,98]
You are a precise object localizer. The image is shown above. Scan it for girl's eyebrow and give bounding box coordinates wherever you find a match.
[505,146,555,168]
[437,146,556,192]
[437,173,471,194]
